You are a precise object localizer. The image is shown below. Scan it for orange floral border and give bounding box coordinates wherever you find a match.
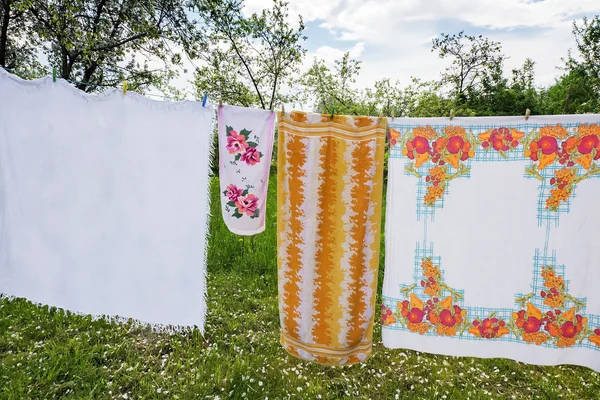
[383,260,600,350]
[387,122,600,350]
[392,123,600,210]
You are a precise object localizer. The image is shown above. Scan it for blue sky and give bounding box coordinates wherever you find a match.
[171,0,600,104]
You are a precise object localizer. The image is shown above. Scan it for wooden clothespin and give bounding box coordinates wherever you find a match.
[378,109,384,124]
[449,109,454,121]
[202,94,208,107]
[525,108,531,121]
[218,98,222,108]
[52,67,56,83]
[281,104,285,114]
[122,81,128,95]
[330,106,335,121]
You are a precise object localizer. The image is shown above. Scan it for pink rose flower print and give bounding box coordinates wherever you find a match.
[235,194,259,217]
[226,130,249,155]
[225,184,243,202]
[224,187,261,219]
[240,147,262,166]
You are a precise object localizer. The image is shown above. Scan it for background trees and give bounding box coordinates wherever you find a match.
[0,1,598,116]
[1,0,202,92]
[192,0,305,110]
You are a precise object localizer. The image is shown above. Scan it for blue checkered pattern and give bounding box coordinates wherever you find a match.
[384,121,600,350]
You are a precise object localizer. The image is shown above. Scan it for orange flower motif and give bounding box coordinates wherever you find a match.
[424,284,439,297]
[433,137,447,153]
[389,128,401,147]
[436,325,458,336]
[522,332,548,345]
[557,336,577,348]
[527,302,543,320]
[547,323,561,337]
[546,197,561,210]
[413,125,438,140]
[479,127,525,153]
[546,187,571,211]
[439,296,453,310]
[510,128,526,142]
[424,184,445,205]
[381,305,397,326]
[544,294,564,308]
[469,316,510,339]
[415,152,429,168]
[443,125,467,137]
[408,322,430,335]
[478,129,493,142]
[445,153,460,169]
[554,167,576,182]
[538,153,557,170]
[540,124,568,140]
[576,153,593,170]
[428,166,446,182]
[542,268,565,290]
[577,123,600,138]
[563,137,580,153]
[410,293,424,310]
[562,307,575,321]
[590,330,600,347]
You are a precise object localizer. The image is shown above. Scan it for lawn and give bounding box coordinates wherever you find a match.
[1,176,599,399]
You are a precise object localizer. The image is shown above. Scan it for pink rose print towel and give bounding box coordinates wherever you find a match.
[218,104,276,235]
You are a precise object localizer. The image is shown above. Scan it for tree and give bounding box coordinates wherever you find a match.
[562,15,600,112]
[432,31,507,105]
[539,68,599,115]
[24,0,200,92]
[511,58,535,91]
[298,52,363,114]
[570,16,600,88]
[192,0,306,110]
[0,0,44,75]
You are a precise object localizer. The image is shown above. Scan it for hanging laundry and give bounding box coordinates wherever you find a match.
[382,115,600,372]
[0,69,213,330]
[218,104,276,235]
[277,111,387,365]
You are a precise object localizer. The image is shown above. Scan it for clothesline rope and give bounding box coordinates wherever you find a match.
[0,67,174,100]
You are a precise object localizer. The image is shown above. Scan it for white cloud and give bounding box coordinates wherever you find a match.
[290,0,598,90]
[169,0,600,101]
[318,0,600,43]
[311,42,365,65]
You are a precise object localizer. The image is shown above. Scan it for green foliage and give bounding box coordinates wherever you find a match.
[0,0,46,76]
[192,0,306,109]
[298,52,364,115]
[298,24,599,120]
[539,67,600,114]
[560,15,600,113]
[23,0,200,93]
[432,31,507,104]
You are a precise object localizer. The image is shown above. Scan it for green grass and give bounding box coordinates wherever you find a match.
[1,176,599,399]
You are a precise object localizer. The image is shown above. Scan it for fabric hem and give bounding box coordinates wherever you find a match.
[224,223,266,236]
[382,329,600,372]
[280,332,372,366]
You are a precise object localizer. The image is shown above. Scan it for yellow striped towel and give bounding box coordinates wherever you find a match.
[277,111,387,365]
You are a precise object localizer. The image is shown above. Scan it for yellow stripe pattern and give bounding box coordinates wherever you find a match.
[277,111,386,366]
